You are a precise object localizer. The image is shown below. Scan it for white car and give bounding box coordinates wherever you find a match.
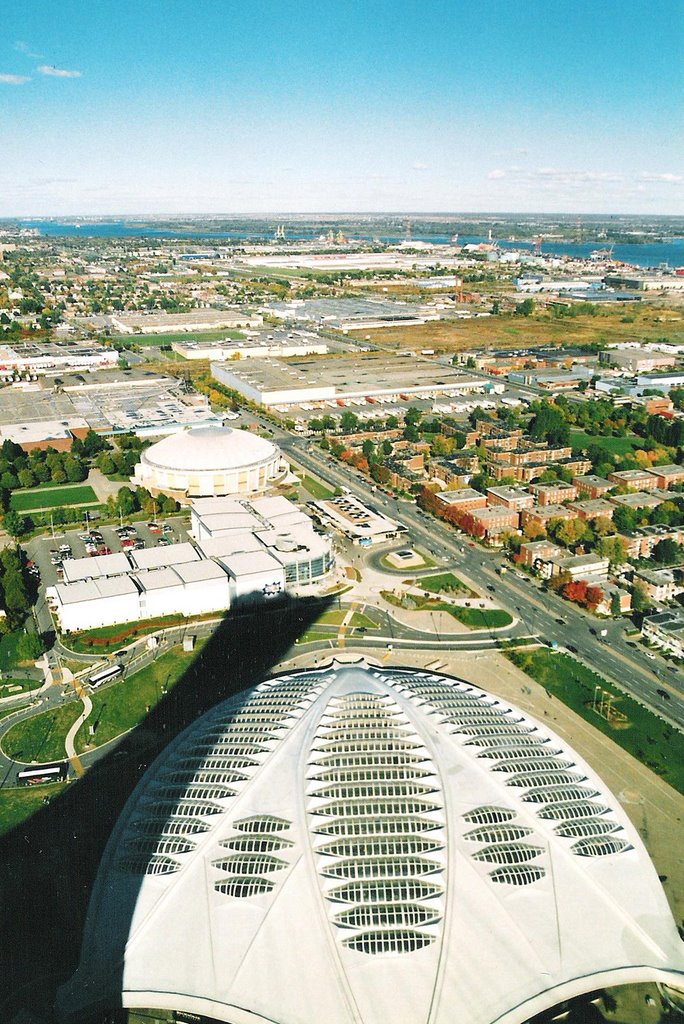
[645,651,656,660]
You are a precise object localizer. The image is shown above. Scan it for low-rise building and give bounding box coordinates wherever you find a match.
[633,568,683,604]
[617,525,684,559]
[609,491,665,511]
[551,553,610,580]
[608,468,660,491]
[566,498,615,522]
[529,480,578,506]
[312,494,403,546]
[435,488,487,513]
[519,539,563,577]
[645,464,684,490]
[521,504,577,533]
[573,475,612,499]
[642,609,684,659]
[486,486,535,511]
[469,506,519,539]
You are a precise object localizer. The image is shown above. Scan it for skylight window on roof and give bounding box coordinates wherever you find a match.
[473,843,544,865]
[489,865,546,886]
[343,930,434,954]
[537,801,611,821]
[328,879,441,904]
[554,819,621,839]
[462,806,517,825]
[215,876,275,897]
[571,837,633,857]
[234,815,292,833]
[335,903,440,929]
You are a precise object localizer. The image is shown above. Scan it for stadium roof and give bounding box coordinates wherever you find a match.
[58,661,684,1024]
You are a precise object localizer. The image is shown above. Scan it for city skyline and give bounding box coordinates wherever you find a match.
[1,0,683,216]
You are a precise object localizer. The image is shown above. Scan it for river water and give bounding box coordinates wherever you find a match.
[20,220,684,270]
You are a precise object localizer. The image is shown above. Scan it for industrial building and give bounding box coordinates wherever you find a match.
[47,497,333,632]
[212,353,495,408]
[133,425,288,499]
[0,340,118,376]
[172,331,328,361]
[58,661,684,1024]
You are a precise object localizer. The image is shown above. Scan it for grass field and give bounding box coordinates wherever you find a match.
[416,572,467,594]
[569,430,644,456]
[0,782,67,838]
[75,642,205,753]
[300,474,335,500]
[10,484,98,512]
[2,703,83,763]
[506,647,684,794]
[0,630,24,671]
[359,306,684,353]
[445,606,512,629]
[119,329,247,347]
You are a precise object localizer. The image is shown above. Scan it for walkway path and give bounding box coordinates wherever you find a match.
[64,676,91,777]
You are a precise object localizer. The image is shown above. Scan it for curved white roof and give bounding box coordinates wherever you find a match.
[141,426,280,473]
[59,661,684,1024]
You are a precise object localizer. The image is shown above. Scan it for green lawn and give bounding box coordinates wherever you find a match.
[506,648,684,795]
[300,474,335,500]
[10,484,98,512]
[0,630,24,671]
[0,677,36,698]
[569,430,644,457]
[2,703,84,763]
[417,572,467,594]
[444,606,513,629]
[75,642,205,753]
[122,329,246,347]
[0,782,68,838]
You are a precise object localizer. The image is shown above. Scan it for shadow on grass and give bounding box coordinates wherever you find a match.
[0,593,332,1020]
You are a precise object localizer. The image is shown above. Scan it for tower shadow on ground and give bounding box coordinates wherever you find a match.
[0,593,332,1020]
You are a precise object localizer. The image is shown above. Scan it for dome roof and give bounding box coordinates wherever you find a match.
[59,661,684,1024]
[142,426,279,473]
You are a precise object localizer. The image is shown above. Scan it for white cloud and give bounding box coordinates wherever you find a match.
[15,40,42,59]
[487,169,506,179]
[639,172,682,184]
[38,64,82,78]
[412,161,430,171]
[0,73,30,85]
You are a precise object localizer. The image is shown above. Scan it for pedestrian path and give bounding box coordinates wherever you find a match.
[64,676,91,777]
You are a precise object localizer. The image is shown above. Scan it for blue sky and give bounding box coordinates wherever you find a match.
[1,0,682,215]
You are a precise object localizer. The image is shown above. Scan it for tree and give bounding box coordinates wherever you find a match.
[2,511,27,538]
[115,486,138,516]
[652,538,683,565]
[17,468,36,489]
[362,439,375,459]
[2,570,29,618]
[405,407,422,427]
[631,579,651,612]
[528,401,570,447]
[514,297,535,316]
[610,592,623,617]
[596,535,627,567]
[17,631,46,661]
[340,411,359,434]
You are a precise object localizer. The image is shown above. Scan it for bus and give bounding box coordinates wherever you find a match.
[87,663,124,689]
[17,761,68,785]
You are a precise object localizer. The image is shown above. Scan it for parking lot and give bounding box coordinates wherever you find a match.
[27,514,193,589]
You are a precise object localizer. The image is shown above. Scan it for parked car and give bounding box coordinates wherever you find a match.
[147,522,161,533]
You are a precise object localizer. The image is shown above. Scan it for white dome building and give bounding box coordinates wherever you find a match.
[59,661,684,1024]
[133,425,288,499]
